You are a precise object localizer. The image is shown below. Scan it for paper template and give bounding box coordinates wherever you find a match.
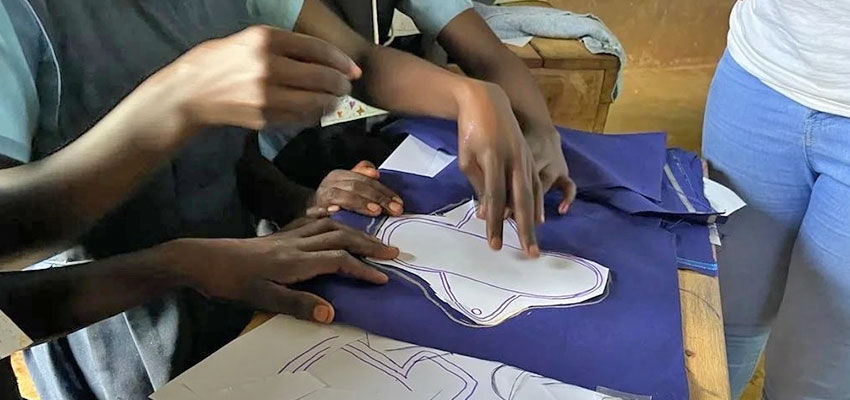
[320,95,388,127]
[702,178,746,217]
[378,135,457,177]
[153,315,620,400]
[368,200,609,326]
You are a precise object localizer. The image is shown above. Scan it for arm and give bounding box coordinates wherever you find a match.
[0,26,358,269]
[438,9,576,213]
[0,244,186,343]
[0,217,397,345]
[294,0,542,255]
[236,133,315,225]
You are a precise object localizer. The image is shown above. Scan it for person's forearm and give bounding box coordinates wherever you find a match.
[236,135,314,225]
[0,70,195,269]
[453,46,554,134]
[0,242,187,344]
[295,0,496,121]
[437,10,555,135]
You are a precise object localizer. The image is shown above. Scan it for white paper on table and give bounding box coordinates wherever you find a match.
[320,95,388,127]
[0,308,32,359]
[368,200,609,326]
[703,178,746,217]
[379,135,457,177]
[153,315,621,400]
[150,318,364,400]
[298,388,360,400]
[207,373,323,400]
[501,36,534,47]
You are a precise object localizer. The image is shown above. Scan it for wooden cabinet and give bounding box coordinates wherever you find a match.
[506,38,618,132]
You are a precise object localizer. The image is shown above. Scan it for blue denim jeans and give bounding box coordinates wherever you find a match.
[703,52,850,400]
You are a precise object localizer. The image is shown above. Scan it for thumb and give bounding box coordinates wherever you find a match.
[252,281,335,324]
[352,160,379,179]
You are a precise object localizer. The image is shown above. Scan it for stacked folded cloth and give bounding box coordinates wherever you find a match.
[304,118,742,400]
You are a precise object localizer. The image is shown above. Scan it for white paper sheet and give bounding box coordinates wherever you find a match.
[378,135,457,177]
[153,316,620,400]
[501,36,534,47]
[703,178,746,217]
[0,308,32,359]
[368,200,609,326]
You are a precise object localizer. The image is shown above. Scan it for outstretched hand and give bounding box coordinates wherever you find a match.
[456,82,542,258]
[176,217,398,324]
[308,161,404,218]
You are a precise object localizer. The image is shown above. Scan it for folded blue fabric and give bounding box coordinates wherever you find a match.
[315,199,688,399]
[300,118,708,398]
[380,118,722,277]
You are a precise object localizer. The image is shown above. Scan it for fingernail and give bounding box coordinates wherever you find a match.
[559,203,569,214]
[313,305,333,323]
[350,62,363,79]
[528,245,540,258]
[328,205,341,213]
[540,213,545,223]
[389,202,403,214]
[392,196,404,204]
[489,237,502,250]
[367,203,381,213]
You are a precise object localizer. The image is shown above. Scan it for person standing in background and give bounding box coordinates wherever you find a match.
[702,0,850,398]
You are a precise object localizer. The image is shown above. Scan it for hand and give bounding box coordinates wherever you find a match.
[307,161,404,217]
[456,82,542,257]
[159,25,361,132]
[173,218,398,324]
[524,128,577,214]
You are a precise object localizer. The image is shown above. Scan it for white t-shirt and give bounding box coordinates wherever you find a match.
[727,0,850,117]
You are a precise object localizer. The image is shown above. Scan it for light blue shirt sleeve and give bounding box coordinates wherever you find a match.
[398,0,473,37]
[0,0,39,163]
[245,0,305,30]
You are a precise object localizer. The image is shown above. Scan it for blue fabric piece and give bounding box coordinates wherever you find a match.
[384,118,722,220]
[578,149,720,222]
[319,199,687,399]
[302,118,705,398]
[382,118,722,279]
[665,219,718,276]
[385,117,668,202]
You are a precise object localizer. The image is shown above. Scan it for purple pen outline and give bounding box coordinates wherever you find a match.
[374,205,606,323]
[295,346,331,372]
[340,347,415,391]
[280,336,478,399]
[346,341,477,400]
[278,335,339,374]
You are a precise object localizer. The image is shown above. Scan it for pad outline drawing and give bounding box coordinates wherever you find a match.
[371,201,608,325]
[279,333,478,399]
